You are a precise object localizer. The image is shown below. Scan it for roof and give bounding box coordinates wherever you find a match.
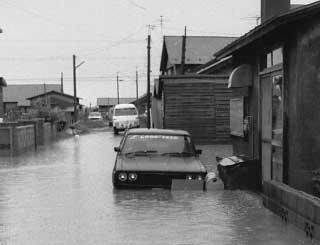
[126,128,190,136]
[160,36,238,71]
[195,55,233,74]
[97,97,135,106]
[214,1,320,60]
[114,103,136,109]
[3,84,61,106]
[26,90,80,100]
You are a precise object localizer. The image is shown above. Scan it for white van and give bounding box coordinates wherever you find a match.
[112,104,139,134]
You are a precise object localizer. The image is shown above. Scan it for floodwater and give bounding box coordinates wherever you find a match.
[0,130,317,245]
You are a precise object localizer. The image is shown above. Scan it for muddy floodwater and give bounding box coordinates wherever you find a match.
[0,130,318,244]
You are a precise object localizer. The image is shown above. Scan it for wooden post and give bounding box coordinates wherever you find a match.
[147,35,151,129]
[73,55,78,122]
[181,26,187,75]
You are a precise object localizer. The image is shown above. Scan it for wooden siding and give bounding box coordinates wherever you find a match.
[163,79,231,144]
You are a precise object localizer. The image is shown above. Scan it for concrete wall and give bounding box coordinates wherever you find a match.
[43,122,52,143]
[263,180,320,239]
[13,125,35,153]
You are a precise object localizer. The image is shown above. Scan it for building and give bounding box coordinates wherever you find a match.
[96,97,135,117]
[0,78,7,117]
[3,84,61,113]
[27,90,81,124]
[160,36,237,75]
[211,0,320,236]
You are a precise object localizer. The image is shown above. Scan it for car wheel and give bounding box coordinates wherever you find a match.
[113,127,118,135]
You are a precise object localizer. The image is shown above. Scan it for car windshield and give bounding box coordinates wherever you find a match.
[121,134,195,156]
[114,108,137,116]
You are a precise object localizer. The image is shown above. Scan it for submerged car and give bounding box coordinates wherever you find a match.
[112,128,207,189]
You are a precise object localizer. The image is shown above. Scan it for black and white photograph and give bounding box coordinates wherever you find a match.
[0,0,320,244]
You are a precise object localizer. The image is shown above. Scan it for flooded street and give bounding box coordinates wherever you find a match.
[0,130,317,245]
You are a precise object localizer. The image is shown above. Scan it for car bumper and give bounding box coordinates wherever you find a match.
[114,123,140,131]
[113,171,207,189]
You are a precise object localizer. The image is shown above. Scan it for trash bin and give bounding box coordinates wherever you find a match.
[217,155,261,190]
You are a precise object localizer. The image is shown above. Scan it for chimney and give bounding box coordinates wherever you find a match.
[261,0,290,23]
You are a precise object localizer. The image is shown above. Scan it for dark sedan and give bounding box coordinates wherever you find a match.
[112,128,207,189]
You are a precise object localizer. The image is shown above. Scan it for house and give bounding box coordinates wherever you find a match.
[3,84,61,113]
[0,78,7,118]
[27,90,81,124]
[210,0,320,236]
[160,36,237,75]
[96,97,135,117]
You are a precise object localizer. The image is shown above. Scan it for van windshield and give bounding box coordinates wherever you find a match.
[114,108,137,116]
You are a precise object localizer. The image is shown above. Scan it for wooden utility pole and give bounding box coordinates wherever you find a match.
[147,34,151,129]
[73,54,77,122]
[181,26,187,74]
[136,69,139,113]
[60,72,64,93]
[117,73,120,104]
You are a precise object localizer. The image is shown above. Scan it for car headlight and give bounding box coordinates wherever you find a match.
[186,174,193,180]
[128,172,138,181]
[118,172,127,181]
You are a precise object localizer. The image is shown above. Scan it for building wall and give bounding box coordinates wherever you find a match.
[162,76,231,144]
[286,18,320,193]
[13,125,35,153]
[0,86,3,117]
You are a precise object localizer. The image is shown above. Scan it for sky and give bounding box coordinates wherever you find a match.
[0,0,316,106]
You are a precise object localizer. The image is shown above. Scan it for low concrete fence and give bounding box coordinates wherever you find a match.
[0,119,59,156]
[263,180,320,239]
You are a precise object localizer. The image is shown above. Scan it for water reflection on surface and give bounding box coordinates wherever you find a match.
[0,130,318,245]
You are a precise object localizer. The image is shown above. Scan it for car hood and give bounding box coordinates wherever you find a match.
[115,155,206,173]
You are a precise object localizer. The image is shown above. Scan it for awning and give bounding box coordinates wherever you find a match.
[228,64,252,88]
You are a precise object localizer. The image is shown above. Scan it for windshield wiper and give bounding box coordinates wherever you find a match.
[161,152,194,157]
[124,150,158,156]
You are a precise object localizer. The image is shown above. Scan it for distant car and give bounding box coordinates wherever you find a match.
[112,104,139,134]
[88,112,103,121]
[112,128,207,189]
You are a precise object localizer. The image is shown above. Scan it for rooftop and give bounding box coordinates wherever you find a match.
[97,97,135,106]
[3,84,61,106]
[127,128,190,136]
[160,36,238,71]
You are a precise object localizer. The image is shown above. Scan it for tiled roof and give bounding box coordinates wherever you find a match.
[96,97,135,106]
[160,36,238,71]
[3,84,61,106]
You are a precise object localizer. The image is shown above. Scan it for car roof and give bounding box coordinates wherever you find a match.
[114,103,136,109]
[126,128,190,136]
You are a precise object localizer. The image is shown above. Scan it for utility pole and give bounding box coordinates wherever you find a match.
[181,26,187,75]
[73,54,77,122]
[147,34,151,129]
[60,72,64,93]
[136,69,139,113]
[117,73,120,104]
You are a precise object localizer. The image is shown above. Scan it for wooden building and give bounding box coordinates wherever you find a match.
[0,78,7,117]
[153,75,231,144]
[209,0,320,236]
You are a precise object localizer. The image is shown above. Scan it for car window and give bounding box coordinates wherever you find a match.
[121,134,195,156]
[114,108,137,116]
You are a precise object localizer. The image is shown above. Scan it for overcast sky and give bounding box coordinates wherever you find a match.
[0,0,316,106]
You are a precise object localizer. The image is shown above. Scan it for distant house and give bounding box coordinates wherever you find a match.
[3,84,61,113]
[27,90,81,124]
[0,78,7,117]
[97,97,135,116]
[160,36,237,75]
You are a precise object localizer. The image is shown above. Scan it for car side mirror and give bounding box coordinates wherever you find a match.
[114,146,121,152]
[195,149,202,155]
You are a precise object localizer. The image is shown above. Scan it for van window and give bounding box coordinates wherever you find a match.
[114,108,137,116]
